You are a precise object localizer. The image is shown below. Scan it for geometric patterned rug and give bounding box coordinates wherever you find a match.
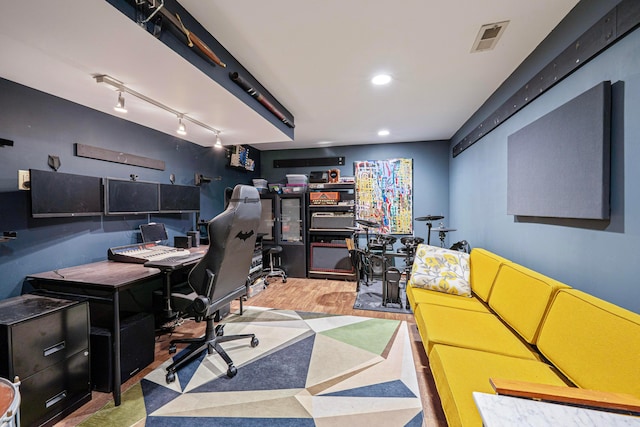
[80,307,423,427]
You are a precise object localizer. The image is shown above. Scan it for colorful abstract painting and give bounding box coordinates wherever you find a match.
[354,158,413,234]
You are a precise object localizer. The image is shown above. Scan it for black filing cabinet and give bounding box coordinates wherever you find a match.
[0,294,91,427]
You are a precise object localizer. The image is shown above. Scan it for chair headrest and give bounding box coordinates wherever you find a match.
[228,185,260,206]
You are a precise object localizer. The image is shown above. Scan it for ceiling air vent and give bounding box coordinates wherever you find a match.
[471,21,509,53]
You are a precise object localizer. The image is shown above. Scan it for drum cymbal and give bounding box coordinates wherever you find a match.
[416,215,444,221]
[431,227,457,232]
[356,219,380,228]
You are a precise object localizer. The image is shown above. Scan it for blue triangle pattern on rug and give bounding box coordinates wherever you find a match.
[173,346,207,392]
[140,378,182,414]
[405,411,425,427]
[145,416,315,427]
[322,379,417,398]
[190,333,316,393]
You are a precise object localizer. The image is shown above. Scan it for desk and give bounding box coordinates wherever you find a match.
[26,246,206,406]
[473,392,640,426]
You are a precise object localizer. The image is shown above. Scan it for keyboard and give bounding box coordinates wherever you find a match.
[143,251,205,270]
[108,242,192,264]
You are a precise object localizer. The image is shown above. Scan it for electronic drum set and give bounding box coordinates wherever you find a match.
[347,214,461,308]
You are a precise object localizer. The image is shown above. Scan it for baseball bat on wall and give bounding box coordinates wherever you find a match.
[229,72,294,128]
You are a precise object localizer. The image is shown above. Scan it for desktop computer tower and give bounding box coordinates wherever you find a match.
[90,312,155,392]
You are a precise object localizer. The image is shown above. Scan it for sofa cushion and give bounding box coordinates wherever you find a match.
[409,244,471,297]
[407,284,490,313]
[414,303,539,360]
[488,262,570,344]
[429,344,569,427]
[469,248,510,302]
[537,289,640,398]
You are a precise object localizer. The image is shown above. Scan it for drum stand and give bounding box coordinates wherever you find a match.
[416,215,444,245]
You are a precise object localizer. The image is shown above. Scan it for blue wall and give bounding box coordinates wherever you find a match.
[449,25,640,312]
[260,141,451,243]
[0,78,260,300]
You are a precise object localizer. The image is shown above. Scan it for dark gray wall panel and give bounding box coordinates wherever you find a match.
[507,81,611,219]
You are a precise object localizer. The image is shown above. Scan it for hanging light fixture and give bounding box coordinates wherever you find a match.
[214,132,222,149]
[176,116,187,136]
[114,91,127,113]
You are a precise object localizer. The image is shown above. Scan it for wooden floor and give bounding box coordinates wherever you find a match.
[55,278,447,426]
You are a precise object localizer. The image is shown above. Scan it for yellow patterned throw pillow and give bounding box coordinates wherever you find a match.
[408,244,471,297]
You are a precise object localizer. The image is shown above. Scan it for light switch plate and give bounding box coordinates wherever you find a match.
[18,169,30,190]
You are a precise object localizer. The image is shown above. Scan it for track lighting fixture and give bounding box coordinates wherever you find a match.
[94,74,222,146]
[214,132,222,149]
[177,116,187,136]
[114,91,127,113]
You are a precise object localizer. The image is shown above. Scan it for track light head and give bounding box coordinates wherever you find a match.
[177,117,187,136]
[114,91,127,113]
[214,133,222,149]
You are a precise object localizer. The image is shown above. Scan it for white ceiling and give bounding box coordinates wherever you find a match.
[0,0,579,151]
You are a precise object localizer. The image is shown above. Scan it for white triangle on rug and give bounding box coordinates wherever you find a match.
[151,388,311,419]
[310,395,422,418]
[306,333,383,390]
[304,314,370,333]
[313,405,422,427]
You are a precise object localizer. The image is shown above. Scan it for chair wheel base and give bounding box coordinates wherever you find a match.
[166,372,176,383]
[251,337,259,347]
[169,344,177,354]
[227,365,237,378]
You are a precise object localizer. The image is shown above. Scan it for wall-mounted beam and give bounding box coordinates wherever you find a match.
[452,0,640,158]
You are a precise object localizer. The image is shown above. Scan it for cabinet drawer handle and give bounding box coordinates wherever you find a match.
[43,341,66,357]
[45,390,67,408]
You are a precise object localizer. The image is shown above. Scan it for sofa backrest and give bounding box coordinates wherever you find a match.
[469,248,510,302]
[488,262,569,344]
[537,289,640,398]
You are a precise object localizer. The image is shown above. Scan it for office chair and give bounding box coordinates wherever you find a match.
[262,245,287,283]
[164,185,261,383]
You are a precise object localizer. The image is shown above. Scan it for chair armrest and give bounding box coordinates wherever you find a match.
[489,378,640,415]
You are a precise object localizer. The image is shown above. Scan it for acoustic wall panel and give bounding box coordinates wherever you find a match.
[507,81,611,219]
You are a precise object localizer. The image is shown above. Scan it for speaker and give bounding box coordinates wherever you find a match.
[187,231,200,247]
[90,312,155,392]
[174,235,192,249]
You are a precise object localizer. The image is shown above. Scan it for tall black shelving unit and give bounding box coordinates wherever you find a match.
[306,183,357,280]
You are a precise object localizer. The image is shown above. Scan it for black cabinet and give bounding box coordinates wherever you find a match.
[306,183,357,280]
[259,193,307,278]
[0,294,91,427]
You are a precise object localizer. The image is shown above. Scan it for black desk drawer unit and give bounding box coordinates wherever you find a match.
[0,294,91,427]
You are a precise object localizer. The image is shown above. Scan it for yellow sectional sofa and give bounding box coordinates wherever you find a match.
[407,247,640,427]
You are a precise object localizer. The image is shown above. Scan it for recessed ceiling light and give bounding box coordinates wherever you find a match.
[372,74,392,85]
[378,129,390,137]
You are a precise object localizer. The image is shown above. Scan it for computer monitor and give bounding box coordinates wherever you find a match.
[140,222,168,243]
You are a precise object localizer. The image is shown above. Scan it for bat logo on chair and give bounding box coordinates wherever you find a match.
[235,230,255,241]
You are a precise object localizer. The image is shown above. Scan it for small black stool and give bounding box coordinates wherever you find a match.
[263,245,287,283]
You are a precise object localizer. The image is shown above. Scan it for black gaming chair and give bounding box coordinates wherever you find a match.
[164,184,261,383]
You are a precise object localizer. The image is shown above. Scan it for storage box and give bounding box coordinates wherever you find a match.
[311,212,354,228]
[286,174,308,185]
[310,192,340,205]
[252,179,268,189]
